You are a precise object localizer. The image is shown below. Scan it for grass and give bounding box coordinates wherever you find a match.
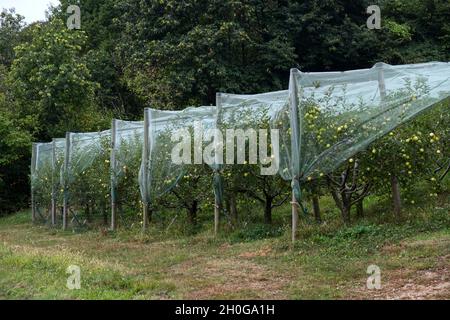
[0,194,449,300]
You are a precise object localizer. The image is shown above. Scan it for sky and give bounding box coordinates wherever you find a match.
[1,0,60,23]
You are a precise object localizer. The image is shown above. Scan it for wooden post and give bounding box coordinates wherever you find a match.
[214,93,222,236]
[214,201,219,236]
[292,191,299,243]
[289,69,301,243]
[51,139,56,226]
[142,109,150,231]
[62,132,70,231]
[110,119,117,231]
[31,143,37,223]
[377,63,387,101]
[378,64,402,218]
[230,192,237,224]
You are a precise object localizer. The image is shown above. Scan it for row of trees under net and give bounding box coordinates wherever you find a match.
[31,62,450,241]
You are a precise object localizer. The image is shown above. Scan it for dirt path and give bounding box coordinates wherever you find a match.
[351,238,450,300]
[171,257,291,299]
[355,265,450,299]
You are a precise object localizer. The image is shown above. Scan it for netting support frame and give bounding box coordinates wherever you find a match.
[377,63,387,100]
[289,68,301,243]
[62,132,70,231]
[110,119,117,231]
[31,143,37,223]
[376,63,402,218]
[214,93,222,236]
[51,139,57,226]
[142,108,150,231]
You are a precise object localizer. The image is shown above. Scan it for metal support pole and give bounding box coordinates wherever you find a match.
[51,139,56,226]
[62,132,70,231]
[142,109,150,231]
[110,119,117,231]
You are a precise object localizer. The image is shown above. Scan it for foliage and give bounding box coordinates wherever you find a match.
[116,0,296,108]
[0,64,33,213]
[0,9,25,67]
[8,18,107,140]
[114,132,143,222]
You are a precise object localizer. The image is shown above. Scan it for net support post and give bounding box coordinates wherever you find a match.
[291,190,298,243]
[31,143,37,223]
[377,63,402,218]
[214,186,220,236]
[213,93,222,237]
[62,132,70,231]
[142,109,150,232]
[289,68,301,243]
[110,119,117,231]
[376,62,387,100]
[51,139,56,226]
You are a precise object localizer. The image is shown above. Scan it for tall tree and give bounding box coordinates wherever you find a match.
[116,0,296,109]
[0,9,25,68]
[56,0,144,117]
[8,18,107,140]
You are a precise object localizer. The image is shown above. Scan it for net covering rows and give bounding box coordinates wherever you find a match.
[31,62,450,210]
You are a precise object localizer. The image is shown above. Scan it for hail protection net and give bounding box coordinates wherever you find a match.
[139,106,218,205]
[214,91,290,204]
[285,62,450,185]
[31,138,65,219]
[112,120,144,212]
[53,138,66,207]
[31,61,450,222]
[32,142,54,210]
[66,130,111,213]
[218,91,290,169]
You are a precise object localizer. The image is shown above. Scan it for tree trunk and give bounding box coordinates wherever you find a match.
[230,192,238,224]
[264,198,273,224]
[356,199,364,218]
[330,188,343,213]
[390,174,401,220]
[342,205,351,225]
[102,203,108,225]
[225,197,231,217]
[188,200,198,225]
[143,202,150,230]
[118,201,123,217]
[330,188,348,224]
[85,203,91,222]
[312,195,321,223]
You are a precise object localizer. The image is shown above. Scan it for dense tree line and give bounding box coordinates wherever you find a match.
[0,0,449,217]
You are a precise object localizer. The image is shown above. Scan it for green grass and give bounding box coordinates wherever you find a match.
[0,194,449,299]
